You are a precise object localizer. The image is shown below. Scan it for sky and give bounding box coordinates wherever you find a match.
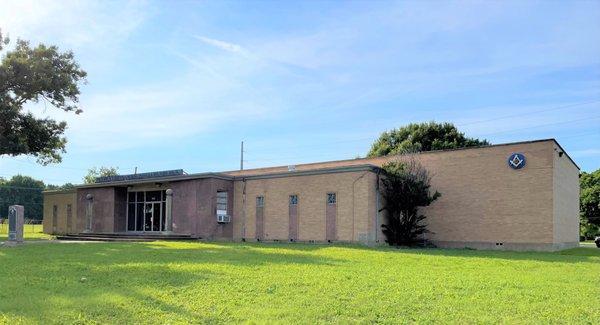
[0,0,599,185]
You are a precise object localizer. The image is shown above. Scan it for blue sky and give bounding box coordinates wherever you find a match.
[1,0,599,185]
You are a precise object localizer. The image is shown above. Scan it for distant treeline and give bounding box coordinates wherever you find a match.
[0,175,73,220]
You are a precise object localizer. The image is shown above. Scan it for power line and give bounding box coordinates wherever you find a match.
[247,99,600,152]
[476,116,600,137]
[456,99,600,127]
[0,185,49,191]
[0,156,137,172]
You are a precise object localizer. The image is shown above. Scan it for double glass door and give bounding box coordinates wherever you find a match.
[127,190,166,232]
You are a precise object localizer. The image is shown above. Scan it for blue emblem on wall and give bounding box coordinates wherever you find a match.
[508,153,526,169]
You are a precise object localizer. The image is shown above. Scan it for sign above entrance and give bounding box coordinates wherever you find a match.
[96,169,185,183]
[508,153,526,170]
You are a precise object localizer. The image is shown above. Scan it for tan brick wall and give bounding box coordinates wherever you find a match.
[425,141,555,245]
[552,144,580,247]
[43,191,77,235]
[232,171,375,242]
[373,141,557,247]
[232,140,576,250]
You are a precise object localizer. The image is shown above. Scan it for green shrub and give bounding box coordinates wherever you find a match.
[379,159,440,246]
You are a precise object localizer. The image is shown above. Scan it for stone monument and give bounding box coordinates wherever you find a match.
[7,205,24,245]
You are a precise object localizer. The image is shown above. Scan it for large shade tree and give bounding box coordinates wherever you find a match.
[368,122,490,157]
[0,28,87,164]
[580,169,600,239]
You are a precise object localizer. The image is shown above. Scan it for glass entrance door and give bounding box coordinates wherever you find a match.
[127,190,166,232]
[143,203,162,231]
[144,203,153,231]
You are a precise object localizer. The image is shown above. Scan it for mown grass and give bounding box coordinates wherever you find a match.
[0,224,53,241]
[0,241,598,324]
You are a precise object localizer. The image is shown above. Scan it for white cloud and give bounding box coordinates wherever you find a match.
[193,35,247,54]
[0,0,149,49]
[1,0,281,154]
[31,59,278,152]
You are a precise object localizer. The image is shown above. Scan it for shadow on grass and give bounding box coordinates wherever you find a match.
[0,242,346,323]
[222,240,600,264]
[0,240,597,322]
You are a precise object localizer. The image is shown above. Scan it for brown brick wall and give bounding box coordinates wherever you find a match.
[76,187,116,233]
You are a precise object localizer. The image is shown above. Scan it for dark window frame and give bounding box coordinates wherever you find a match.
[327,193,337,205]
[256,196,265,207]
[289,194,298,205]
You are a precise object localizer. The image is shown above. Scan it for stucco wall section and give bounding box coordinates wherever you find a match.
[552,144,580,247]
[43,191,77,235]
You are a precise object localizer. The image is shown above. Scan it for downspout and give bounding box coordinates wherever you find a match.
[352,171,369,242]
[375,169,381,243]
[241,178,247,241]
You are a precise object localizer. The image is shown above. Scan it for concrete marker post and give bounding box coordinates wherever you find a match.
[6,205,24,246]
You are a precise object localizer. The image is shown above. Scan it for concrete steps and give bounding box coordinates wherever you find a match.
[56,233,195,242]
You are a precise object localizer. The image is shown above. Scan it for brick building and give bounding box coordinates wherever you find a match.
[43,139,580,251]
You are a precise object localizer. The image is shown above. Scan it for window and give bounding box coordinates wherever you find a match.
[327,193,336,205]
[52,205,58,232]
[289,195,298,205]
[217,191,228,215]
[256,196,265,207]
[146,190,162,202]
[66,204,72,232]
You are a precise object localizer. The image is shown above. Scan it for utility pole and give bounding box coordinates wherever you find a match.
[134,167,138,175]
[240,141,244,170]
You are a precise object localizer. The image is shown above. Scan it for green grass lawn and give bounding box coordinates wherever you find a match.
[0,242,598,324]
[0,224,53,241]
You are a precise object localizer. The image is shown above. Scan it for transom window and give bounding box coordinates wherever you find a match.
[289,195,298,205]
[256,196,265,207]
[327,193,336,205]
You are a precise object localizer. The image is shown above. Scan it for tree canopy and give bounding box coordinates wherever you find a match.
[580,169,600,239]
[0,175,76,220]
[367,122,490,157]
[83,166,119,184]
[0,175,45,220]
[0,28,87,164]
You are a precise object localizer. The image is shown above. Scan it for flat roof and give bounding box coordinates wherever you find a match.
[43,138,578,192]
[225,138,579,176]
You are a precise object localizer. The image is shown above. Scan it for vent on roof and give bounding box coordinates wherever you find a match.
[288,165,296,172]
[95,169,186,183]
